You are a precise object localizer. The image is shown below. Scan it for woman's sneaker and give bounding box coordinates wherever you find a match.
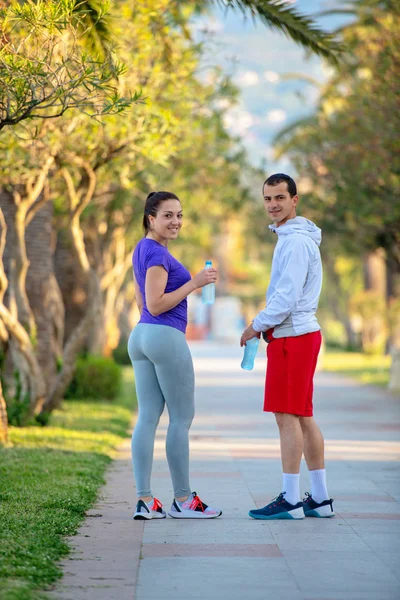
[133,497,166,520]
[249,492,305,520]
[168,492,222,519]
[303,492,335,517]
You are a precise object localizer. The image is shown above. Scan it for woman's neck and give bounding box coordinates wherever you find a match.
[146,232,168,247]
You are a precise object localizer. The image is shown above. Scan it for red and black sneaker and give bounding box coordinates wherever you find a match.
[133,497,166,520]
[168,492,222,519]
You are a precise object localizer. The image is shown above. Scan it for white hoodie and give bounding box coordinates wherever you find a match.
[252,216,322,338]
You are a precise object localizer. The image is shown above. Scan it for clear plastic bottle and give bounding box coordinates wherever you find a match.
[202,260,215,305]
[241,337,260,371]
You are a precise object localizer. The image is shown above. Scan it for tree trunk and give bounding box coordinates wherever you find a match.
[54,229,87,343]
[1,190,35,332]
[362,250,387,353]
[87,273,105,354]
[0,301,47,414]
[0,157,55,415]
[102,280,123,357]
[385,246,400,389]
[324,254,358,349]
[25,202,64,394]
[342,317,358,350]
[386,248,400,349]
[389,348,400,391]
[0,379,7,444]
[42,270,101,412]
[0,208,8,443]
[40,162,100,413]
[118,281,139,342]
[14,199,36,333]
[364,250,386,296]
[0,246,47,417]
[98,258,132,356]
[88,224,132,356]
[2,154,55,335]
[386,250,396,302]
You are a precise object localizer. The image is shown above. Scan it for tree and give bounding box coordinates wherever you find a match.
[276,1,400,261]
[49,1,259,358]
[0,0,135,131]
[0,0,346,434]
[274,0,400,357]
[1,0,252,422]
[0,0,135,439]
[80,0,342,62]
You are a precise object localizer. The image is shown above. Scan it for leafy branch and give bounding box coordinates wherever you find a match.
[0,0,139,133]
[217,0,343,64]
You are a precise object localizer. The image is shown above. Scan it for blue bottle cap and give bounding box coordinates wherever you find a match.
[205,260,212,267]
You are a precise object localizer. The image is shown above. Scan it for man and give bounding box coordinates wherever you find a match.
[241,173,334,520]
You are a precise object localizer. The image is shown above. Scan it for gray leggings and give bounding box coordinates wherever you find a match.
[128,323,195,498]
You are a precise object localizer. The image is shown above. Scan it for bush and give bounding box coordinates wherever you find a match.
[66,355,122,401]
[6,392,31,427]
[4,370,32,427]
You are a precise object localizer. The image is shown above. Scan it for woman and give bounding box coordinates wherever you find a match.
[128,190,222,520]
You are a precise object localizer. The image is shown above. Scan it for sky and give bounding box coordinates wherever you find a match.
[193,0,353,174]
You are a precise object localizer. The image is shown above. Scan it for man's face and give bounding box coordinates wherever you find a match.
[263,181,298,226]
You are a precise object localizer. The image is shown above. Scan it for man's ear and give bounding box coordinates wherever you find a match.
[293,195,299,208]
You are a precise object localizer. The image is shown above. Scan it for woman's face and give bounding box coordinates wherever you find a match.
[148,199,183,242]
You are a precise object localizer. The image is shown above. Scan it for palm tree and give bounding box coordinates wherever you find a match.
[213,1,341,63]
[78,0,342,64]
[3,0,343,62]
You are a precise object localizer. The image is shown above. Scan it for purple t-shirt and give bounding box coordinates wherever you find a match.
[133,238,191,333]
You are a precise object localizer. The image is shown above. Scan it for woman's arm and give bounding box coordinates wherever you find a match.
[133,274,144,314]
[145,265,216,317]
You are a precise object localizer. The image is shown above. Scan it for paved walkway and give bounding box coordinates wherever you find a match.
[51,342,400,600]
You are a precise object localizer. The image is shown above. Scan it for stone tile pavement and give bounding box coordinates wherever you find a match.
[50,341,400,600]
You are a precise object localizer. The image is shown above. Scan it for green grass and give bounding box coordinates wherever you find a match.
[0,368,136,600]
[322,351,392,388]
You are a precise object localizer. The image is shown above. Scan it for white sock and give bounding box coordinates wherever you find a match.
[309,468,329,503]
[282,473,300,505]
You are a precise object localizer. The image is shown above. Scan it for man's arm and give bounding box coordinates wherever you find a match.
[252,238,310,332]
[241,241,309,346]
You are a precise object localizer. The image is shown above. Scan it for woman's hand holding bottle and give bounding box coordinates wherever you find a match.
[192,266,217,289]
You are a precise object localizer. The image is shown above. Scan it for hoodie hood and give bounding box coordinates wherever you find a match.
[269,216,321,247]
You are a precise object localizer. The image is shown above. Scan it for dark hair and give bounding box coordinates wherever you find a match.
[263,173,297,198]
[143,191,180,233]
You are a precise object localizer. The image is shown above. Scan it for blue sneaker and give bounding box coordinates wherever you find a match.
[249,492,305,520]
[303,492,335,518]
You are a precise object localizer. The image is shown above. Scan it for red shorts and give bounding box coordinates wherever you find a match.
[263,330,322,417]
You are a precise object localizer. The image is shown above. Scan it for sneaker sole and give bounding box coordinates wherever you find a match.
[305,507,335,518]
[133,512,166,520]
[168,510,222,519]
[249,507,305,520]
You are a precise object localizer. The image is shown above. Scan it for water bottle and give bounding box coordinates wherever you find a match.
[241,337,260,371]
[202,260,215,305]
